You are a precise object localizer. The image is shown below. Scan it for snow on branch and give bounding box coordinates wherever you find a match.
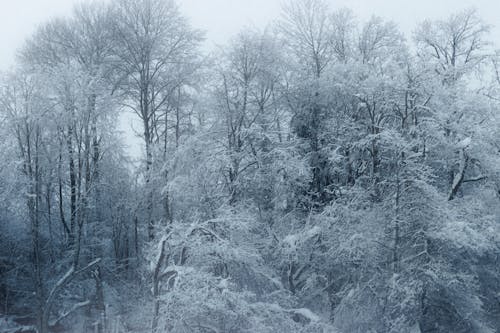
[43,258,102,327]
[49,300,91,327]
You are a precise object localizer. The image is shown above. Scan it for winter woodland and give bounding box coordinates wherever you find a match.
[1,0,500,332]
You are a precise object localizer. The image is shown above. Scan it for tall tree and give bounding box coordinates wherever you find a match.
[111,0,203,240]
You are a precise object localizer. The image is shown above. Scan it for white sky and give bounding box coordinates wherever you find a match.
[0,0,499,71]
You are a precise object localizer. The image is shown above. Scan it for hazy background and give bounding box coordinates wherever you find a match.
[1,0,499,159]
[1,0,499,70]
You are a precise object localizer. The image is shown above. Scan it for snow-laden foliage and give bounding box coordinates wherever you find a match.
[1,1,500,332]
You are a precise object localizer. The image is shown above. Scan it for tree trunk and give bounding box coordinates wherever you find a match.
[67,125,77,248]
[92,266,106,333]
[151,239,167,333]
[448,149,467,201]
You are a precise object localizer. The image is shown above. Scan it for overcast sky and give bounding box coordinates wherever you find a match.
[1,0,499,71]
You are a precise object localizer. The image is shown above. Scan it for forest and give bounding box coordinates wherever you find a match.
[1,0,500,332]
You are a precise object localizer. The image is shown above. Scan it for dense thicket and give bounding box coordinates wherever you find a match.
[1,1,500,332]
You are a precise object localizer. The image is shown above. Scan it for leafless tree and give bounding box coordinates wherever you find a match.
[111,0,203,239]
